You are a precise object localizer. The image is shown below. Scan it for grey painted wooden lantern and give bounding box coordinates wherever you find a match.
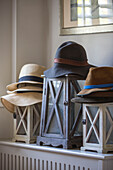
[37,75,83,149]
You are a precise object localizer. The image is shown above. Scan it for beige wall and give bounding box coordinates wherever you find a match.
[0,0,13,139]
[0,0,47,139]
[16,0,47,76]
[0,0,12,98]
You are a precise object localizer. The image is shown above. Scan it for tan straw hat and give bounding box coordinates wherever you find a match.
[77,67,113,97]
[7,64,46,91]
[1,92,42,113]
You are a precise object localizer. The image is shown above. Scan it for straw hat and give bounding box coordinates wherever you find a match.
[1,92,42,113]
[7,85,43,94]
[44,41,95,79]
[77,67,113,97]
[7,64,46,91]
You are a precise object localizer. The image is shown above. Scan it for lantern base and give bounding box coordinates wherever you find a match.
[81,146,113,154]
[12,136,37,144]
[37,136,82,149]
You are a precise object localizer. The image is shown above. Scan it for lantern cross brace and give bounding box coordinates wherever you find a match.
[44,81,63,137]
[71,80,81,94]
[105,107,113,144]
[16,107,27,135]
[85,106,100,143]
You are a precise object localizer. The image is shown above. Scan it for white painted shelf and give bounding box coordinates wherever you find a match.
[0,141,113,170]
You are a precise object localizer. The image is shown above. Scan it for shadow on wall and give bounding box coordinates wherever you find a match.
[0,107,13,140]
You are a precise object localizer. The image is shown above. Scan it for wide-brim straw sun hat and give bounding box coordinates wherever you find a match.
[7,63,46,91]
[7,85,43,94]
[77,67,113,97]
[1,92,42,113]
[44,41,95,79]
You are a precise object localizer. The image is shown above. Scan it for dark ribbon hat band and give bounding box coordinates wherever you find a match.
[54,58,89,66]
[84,83,113,89]
[19,75,43,83]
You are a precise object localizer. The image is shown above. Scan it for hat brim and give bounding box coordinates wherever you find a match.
[71,96,113,104]
[44,63,95,79]
[77,87,113,97]
[7,86,43,94]
[6,81,43,91]
[1,92,42,113]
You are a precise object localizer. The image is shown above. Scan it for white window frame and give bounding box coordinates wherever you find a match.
[60,0,113,35]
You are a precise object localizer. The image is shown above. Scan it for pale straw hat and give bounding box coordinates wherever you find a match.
[1,92,42,113]
[7,85,43,94]
[7,64,46,91]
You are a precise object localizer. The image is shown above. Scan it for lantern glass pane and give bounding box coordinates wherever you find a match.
[107,131,113,144]
[46,80,64,134]
[47,110,60,134]
[33,104,40,135]
[70,80,82,136]
[16,106,27,135]
[86,113,91,135]
[88,131,99,143]
[106,106,113,144]
[86,106,99,144]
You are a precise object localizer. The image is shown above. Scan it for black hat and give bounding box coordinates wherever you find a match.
[44,41,95,79]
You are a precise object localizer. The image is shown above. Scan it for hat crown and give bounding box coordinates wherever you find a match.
[44,41,94,79]
[77,66,113,97]
[19,64,46,78]
[6,64,46,91]
[55,41,87,62]
[85,67,113,86]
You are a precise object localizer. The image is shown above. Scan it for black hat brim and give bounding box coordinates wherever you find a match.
[44,63,95,79]
[71,96,113,104]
